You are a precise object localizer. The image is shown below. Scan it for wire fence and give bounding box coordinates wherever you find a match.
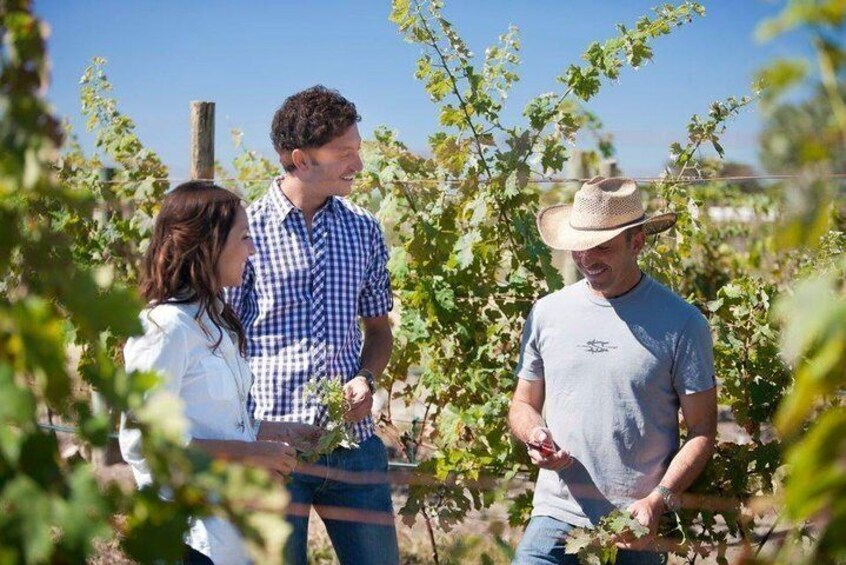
[86,172,846,186]
[37,420,780,511]
[37,421,425,471]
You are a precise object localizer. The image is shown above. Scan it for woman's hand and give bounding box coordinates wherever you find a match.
[245,441,298,475]
[191,438,298,474]
[256,421,325,452]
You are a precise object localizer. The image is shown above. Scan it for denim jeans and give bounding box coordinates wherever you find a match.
[513,515,667,565]
[284,435,399,565]
[180,545,214,565]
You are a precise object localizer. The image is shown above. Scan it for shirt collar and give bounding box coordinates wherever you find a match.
[268,177,338,222]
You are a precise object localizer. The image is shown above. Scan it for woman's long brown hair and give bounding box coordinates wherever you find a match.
[140,181,247,355]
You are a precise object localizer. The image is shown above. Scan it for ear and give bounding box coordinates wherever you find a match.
[277,150,295,172]
[631,230,646,255]
[290,148,309,172]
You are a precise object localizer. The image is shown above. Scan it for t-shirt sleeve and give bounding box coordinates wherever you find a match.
[516,306,544,381]
[358,221,393,318]
[672,311,716,395]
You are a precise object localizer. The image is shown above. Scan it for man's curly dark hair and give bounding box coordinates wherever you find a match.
[270,85,361,172]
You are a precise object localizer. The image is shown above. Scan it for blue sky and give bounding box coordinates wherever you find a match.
[38,1,808,178]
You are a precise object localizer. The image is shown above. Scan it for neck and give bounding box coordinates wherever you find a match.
[591,268,644,299]
[279,176,329,223]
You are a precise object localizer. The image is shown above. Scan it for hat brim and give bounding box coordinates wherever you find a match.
[537,204,677,252]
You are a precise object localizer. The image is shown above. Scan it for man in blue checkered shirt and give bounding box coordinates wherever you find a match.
[225,86,398,564]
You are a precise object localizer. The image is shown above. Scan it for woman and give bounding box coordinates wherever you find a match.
[119,181,311,564]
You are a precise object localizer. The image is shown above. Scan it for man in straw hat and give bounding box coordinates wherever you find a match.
[509,176,717,563]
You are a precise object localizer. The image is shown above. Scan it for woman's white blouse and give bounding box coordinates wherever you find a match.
[119,302,255,565]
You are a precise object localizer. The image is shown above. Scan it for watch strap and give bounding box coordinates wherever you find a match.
[653,485,680,512]
[355,368,376,393]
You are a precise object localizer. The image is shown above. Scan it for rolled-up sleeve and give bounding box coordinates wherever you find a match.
[358,222,393,318]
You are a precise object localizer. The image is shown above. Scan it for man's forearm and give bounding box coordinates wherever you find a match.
[360,326,392,377]
[256,421,323,451]
[508,400,546,444]
[192,438,252,461]
[658,433,715,494]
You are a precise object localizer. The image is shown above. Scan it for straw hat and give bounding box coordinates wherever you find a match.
[537,176,676,252]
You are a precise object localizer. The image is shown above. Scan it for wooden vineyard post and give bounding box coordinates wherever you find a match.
[190,101,215,181]
[599,158,619,178]
[556,151,585,285]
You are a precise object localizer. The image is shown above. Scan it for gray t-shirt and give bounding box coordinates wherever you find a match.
[516,275,715,527]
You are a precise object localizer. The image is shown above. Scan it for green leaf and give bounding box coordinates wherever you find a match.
[54,270,143,340]
[706,298,723,313]
[721,284,742,299]
[0,477,55,563]
[783,407,846,521]
[452,228,481,269]
[389,0,413,29]
[9,298,70,407]
[564,529,593,554]
[439,104,464,127]
[540,136,567,173]
[55,466,114,558]
[19,430,62,488]
[774,275,837,363]
[0,363,36,425]
[0,206,19,276]
[754,59,808,106]
[135,391,190,445]
[121,490,191,563]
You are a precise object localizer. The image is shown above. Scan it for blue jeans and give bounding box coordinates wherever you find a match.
[513,515,666,565]
[284,435,399,565]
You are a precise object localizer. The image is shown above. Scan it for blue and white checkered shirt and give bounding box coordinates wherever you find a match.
[224,179,392,442]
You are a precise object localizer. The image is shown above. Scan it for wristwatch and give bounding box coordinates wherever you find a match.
[355,368,376,394]
[653,485,681,512]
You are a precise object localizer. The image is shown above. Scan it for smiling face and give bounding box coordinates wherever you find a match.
[216,206,255,289]
[295,124,363,199]
[571,228,645,298]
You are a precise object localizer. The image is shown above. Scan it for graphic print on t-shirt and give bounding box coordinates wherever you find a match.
[578,339,618,354]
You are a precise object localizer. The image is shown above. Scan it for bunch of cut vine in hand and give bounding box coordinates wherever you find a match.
[299,379,359,462]
[564,510,650,565]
